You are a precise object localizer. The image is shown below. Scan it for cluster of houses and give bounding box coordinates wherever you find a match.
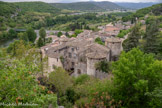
[41,21,132,79]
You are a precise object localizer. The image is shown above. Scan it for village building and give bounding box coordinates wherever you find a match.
[41,33,122,78]
[99,23,120,37]
[105,37,122,61]
[40,22,124,78]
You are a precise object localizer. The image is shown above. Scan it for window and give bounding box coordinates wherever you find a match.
[72,48,74,52]
[72,62,75,66]
[69,53,72,58]
[74,53,77,58]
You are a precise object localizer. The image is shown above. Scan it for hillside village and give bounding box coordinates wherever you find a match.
[41,21,134,78]
[0,1,162,108]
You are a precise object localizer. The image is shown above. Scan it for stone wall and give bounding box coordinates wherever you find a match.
[48,57,63,73]
[73,62,87,77]
[87,58,104,76]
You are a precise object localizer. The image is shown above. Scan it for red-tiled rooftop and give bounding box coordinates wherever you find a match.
[105,26,120,32]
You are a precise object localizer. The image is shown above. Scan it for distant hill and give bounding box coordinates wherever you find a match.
[14,2,61,14]
[51,1,123,12]
[116,2,157,9]
[0,1,61,17]
[122,3,162,22]
[0,1,18,17]
[92,1,123,10]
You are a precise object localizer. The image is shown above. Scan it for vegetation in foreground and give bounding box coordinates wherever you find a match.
[1,43,162,108]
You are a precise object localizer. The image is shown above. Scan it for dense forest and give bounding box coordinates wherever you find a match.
[15,2,61,14]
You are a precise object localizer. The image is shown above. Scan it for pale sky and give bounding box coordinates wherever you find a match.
[0,0,161,3]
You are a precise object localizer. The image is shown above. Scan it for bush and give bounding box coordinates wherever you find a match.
[117,29,130,38]
[95,37,104,45]
[75,74,90,85]
[95,60,111,73]
[57,31,63,37]
[74,29,83,36]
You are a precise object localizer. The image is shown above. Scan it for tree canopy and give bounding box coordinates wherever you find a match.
[112,48,162,107]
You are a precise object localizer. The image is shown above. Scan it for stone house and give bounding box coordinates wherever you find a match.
[100,24,120,37]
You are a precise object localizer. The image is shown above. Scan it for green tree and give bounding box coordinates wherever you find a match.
[95,37,104,45]
[112,48,162,108]
[146,87,162,107]
[39,27,46,43]
[74,29,83,36]
[49,67,73,94]
[18,32,29,42]
[123,24,141,52]
[0,46,58,107]
[8,29,17,38]
[144,19,160,54]
[65,32,69,37]
[95,60,111,73]
[57,31,62,37]
[26,28,37,43]
[37,37,44,47]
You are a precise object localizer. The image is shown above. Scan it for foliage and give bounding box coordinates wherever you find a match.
[8,29,17,38]
[0,29,17,41]
[26,28,37,43]
[123,24,141,52]
[0,1,17,17]
[74,74,90,85]
[18,32,28,42]
[15,2,60,14]
[0,43,58,107]
[95,37,104,45]
[95,60,111,73]
[74,29,83,36]
[122,3,162,22]
[39,27,46,43]
[51,1,122,12]
[57,31,63,37]
[37,37,44,47]
[144,18,161,54]
[49,67,73,94]
[112,48,162,108]
[146,87,162,107]
[117,29,131,38]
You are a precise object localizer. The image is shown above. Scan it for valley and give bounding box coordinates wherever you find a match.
[0,1,162,108]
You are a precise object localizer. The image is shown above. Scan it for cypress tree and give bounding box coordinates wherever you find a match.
[123,24,141,52]
[144,19,160,54]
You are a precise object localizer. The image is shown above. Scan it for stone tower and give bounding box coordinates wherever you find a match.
[86,51,107,76]
[105,38,122,61]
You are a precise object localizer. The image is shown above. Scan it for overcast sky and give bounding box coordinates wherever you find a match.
[0,0,161,3]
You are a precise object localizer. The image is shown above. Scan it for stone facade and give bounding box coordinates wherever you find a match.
[105,38,122,61]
